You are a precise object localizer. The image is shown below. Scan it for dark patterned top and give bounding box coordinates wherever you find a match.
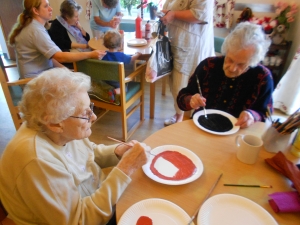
[177,56,274,121]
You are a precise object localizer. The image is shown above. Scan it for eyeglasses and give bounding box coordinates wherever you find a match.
[69,102,94,122]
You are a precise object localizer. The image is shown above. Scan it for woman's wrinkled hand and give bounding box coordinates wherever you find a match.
[160,10,175,25]
[75,21,82,30]
[190,93,206,109]
[114,140,138,158]
[235,111,254,128]
[117,142,150,176]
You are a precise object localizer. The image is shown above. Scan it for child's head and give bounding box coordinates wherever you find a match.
[103,30,122,49]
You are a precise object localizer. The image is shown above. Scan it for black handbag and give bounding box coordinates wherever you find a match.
[145,20,173,82]
[155,20,173,76]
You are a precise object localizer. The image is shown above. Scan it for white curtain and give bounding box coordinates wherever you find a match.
[273,46,300,115]
[85,0,92,20]
[214,0,235,29]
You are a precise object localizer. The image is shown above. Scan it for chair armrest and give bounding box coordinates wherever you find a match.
[124,63,146,83]
[7,78,33,86]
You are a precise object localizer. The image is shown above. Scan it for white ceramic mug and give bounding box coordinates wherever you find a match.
[235,134,263,164]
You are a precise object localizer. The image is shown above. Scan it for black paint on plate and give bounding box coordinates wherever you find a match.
[198,113,233,132]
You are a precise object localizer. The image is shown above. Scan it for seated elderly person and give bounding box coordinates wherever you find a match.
[177,22,273,128]
[0,68,148,225]
[8,0,105,78]
[48,0,91,52]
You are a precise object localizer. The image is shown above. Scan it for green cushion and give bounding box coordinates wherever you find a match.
[126,82,141,101]
[8,86,23,106]
[214,36,225,54]
[88,80,141,105]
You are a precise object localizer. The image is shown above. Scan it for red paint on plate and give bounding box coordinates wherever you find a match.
[150,150,197,180]
[136,216,153,225]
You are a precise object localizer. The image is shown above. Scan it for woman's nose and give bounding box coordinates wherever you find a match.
[90,112,97,123]
[229,63,237,72]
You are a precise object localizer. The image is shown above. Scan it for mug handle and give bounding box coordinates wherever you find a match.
[235,134,244,147]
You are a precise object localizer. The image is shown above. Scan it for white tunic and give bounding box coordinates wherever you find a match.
[163,0,215,76]
[15,19,60,78]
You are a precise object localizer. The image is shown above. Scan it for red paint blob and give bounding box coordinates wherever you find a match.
[150,150,197,180]
[136,216,153,225]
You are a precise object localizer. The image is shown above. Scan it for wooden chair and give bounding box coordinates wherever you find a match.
[0,66,32,130]
[0,56,19,82]
[74,59,146,141]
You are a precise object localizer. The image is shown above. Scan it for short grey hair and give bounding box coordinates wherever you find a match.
[19,68,91,131]
[221,22,271,67]
[60,0,82,19]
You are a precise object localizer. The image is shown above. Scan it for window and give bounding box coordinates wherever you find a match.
[120,0,164,21]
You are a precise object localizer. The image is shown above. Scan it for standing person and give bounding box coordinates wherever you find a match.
[177,22,273,128]
[48,0,91,52]
[0,68,149,225]
[102,30,141,101]
[90,0,122,38]
[160,0,215,126]
[8,0,106,78]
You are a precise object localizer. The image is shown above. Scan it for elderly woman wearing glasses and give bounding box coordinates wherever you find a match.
[177,22,274,128]
[0,68,148,225]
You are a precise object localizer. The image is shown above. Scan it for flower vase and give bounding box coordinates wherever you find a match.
[150,5,157,20]
[127,5,132,16]
[270,24,287,45]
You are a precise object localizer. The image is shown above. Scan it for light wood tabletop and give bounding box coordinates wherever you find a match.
[116,120,300,224]
[88,32,152,59]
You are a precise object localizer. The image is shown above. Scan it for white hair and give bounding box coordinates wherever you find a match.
[19,68,91,131]
[221,22,271,67]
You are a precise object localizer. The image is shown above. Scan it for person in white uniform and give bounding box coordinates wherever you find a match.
[160,0,215,126]
[8,0,106,78]
[0,68,149,225]
[90,0,122,37]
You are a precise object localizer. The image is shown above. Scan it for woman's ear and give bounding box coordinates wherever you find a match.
[45,123,64,133]
[32,7,40,16]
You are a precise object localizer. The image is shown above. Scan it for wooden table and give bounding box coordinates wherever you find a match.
[116,120,300,224]
[88,32,161,119]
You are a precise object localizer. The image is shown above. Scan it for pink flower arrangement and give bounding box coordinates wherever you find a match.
[274,1,298,29]
[250,17,278,35]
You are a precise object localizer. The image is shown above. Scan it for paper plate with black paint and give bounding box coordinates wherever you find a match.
[193,109,240,135]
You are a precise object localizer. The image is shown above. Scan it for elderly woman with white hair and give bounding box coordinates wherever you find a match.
[0,68,148,225]
[177,22,273,128]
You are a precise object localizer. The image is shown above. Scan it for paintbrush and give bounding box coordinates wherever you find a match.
[187,173,223,225]
[106,136,156,156]
[196,76,207,118]
[224,184,272,188]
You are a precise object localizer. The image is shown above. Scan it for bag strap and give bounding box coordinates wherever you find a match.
[157,20,166,37]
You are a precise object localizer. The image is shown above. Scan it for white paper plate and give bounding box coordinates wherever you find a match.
[142,145,203,185]
[198,194,278,225]
[118,198,194,225]
[193,109,240,135]
[127,38,147,46]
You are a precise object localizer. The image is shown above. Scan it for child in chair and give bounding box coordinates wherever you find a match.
[102,30,142,102]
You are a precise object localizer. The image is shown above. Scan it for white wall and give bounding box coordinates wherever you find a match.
[0,25,9,57]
